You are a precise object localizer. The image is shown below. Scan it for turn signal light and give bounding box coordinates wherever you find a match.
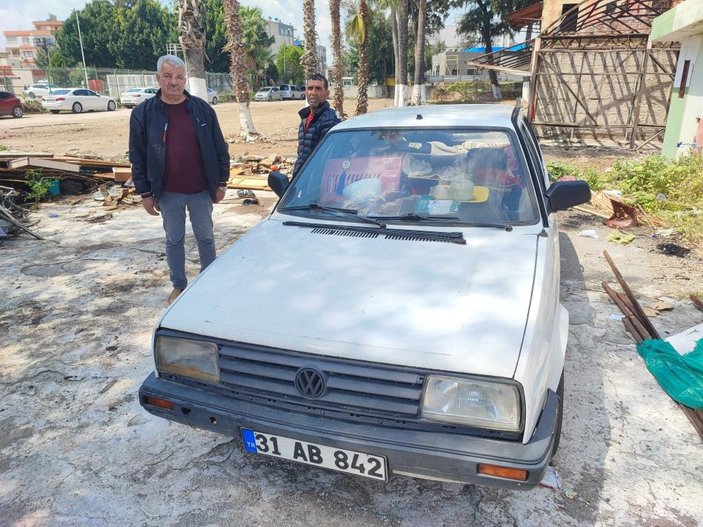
[478,463,528,481]
[143,396,174,411]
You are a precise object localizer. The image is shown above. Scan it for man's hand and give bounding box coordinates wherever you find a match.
[142,196,160,216]
[214,187,226,203]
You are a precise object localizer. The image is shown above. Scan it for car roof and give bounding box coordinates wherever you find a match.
[332,104,519,131]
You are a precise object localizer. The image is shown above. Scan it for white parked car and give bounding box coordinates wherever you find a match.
[120,87,158,108]
[42,88,117,114]
[139,105,591,489]
[206,88,218,105]
[254,86,282,101]
[279,84,305,100]
[22,82,60,99]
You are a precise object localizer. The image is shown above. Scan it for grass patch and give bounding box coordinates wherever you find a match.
[547,154,703,248]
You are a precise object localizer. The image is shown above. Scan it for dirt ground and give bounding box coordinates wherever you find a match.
[1,101,702,526]
[0,99,395,162]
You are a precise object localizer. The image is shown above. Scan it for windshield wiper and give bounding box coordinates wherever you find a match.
[278,203,386,228]
[370,213,513,231]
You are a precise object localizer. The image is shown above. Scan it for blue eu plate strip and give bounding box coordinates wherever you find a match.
[242,429,258,453]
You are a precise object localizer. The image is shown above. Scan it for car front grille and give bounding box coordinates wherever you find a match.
[218,343,426,423]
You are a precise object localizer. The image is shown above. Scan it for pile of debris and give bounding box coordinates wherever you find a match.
[0,150,294,241]
[603,250,703,439]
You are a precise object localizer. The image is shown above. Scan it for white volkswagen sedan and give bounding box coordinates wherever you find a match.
[139,105,591,489]
[42,88,117,114]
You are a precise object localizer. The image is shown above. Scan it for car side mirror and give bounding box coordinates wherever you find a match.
[268,171,290,198]
[545,180,591,213]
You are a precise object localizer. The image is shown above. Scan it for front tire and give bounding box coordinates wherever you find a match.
[12,105,23,118]
[107,100,116,111]
[72,102,83,114]
[211,97,217,105]
[551,372,564,458]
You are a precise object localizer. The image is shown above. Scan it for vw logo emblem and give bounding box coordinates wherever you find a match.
[295,368,326,399]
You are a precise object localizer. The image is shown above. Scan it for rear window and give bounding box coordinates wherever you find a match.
[126,88,142,93]
[52,89,71,95]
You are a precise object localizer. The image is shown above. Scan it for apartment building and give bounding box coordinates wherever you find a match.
[3,19,63,69]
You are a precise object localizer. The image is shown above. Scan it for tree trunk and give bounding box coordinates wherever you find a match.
[396,0,409,107]
[482,28,501,100]
[390,8,400,106]
[355,0,369,115]
[303,0,319,78]
[224,0,258,140]
[411,0,427,106]
[179,0,207,101]
[329,0,344,117]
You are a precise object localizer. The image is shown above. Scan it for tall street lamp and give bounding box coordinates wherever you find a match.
[33,37,53,91]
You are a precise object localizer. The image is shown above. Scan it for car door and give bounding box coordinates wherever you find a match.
[86,90,103,110]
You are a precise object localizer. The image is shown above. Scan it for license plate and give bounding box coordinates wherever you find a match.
[241,429,388,481]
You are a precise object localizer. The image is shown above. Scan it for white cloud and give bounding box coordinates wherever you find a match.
[0,0,333,64]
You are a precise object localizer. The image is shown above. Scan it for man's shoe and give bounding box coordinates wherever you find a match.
[167,288,183,305]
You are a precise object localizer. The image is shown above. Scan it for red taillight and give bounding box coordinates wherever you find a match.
[143,396,174,410]
[134,94,141,98]
[56,97,65,102]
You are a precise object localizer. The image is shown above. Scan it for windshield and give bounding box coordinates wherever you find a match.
[278,128,540,226]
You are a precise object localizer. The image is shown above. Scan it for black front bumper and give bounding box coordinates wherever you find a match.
[139,372,558,489]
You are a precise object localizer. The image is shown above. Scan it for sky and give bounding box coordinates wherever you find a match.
[0,0,335,62]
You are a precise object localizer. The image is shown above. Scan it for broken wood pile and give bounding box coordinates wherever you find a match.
[228,153,292,192]
[602,250,703,439]
[0,152,131,197]
[0,185,42,242]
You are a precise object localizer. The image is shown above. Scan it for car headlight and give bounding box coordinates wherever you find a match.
[422,375,521,432]
[155,335,220,383]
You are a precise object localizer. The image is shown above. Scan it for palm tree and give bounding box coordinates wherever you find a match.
[329,0,344,117]
[302,0,319,77]
[223,0,258,140]
[178,0,207,101]
[410,0,427,105]
[395,0,409,107]
[354,0,370,115]
[240,6,275,89]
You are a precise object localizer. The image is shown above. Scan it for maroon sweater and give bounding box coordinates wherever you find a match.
[163,100,207,194]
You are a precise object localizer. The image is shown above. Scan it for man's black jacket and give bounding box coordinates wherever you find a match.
[293,100,341,176]
[129,90,229,200]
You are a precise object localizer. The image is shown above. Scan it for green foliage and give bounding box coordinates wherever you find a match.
[547,154,703,247]
[345,3,394,85]
[25,170,58,203]
[0,145,7,152]
[276,45,305,85]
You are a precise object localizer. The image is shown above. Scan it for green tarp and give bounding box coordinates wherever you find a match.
[636,338,703,410]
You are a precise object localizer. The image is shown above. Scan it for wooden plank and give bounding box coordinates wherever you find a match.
[690,295,703,313]
[227,176,271,191]
[603,250,661,339]
[113,167,131,182]
[7,157,82,173]
[0,152,54,159]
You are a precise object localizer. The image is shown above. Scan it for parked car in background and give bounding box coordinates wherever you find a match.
[42,88,117,114]
[0,91,24,118]
[120,87,158,108]
[22,83,60,99]
[139,104,591,489]
[206,88,218,105]
[254,86,282,102]
[279,84,305,100]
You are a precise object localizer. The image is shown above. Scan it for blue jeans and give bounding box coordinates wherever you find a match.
[158,190,216,290]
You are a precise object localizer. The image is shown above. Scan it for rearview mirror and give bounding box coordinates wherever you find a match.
[268,171,290,198]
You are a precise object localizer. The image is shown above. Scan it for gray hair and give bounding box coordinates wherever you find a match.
[157,54,186,73]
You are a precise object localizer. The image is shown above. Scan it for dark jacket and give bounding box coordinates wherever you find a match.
[129,89,230,200]
[293,100,341,176]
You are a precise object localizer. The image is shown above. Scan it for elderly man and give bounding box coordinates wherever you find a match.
[292,73,341,177]
[129,54,230,305]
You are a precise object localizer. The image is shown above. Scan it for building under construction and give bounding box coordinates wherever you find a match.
[470,0,682,149]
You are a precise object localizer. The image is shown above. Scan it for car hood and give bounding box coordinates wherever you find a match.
[161,219,539,378]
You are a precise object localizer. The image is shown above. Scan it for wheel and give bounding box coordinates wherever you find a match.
[211,97,217,105]
[72,102,83,114]
[107,100,116,111]
[11,105,23,118]
[551,372,564,458]
[50,110,60,114]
